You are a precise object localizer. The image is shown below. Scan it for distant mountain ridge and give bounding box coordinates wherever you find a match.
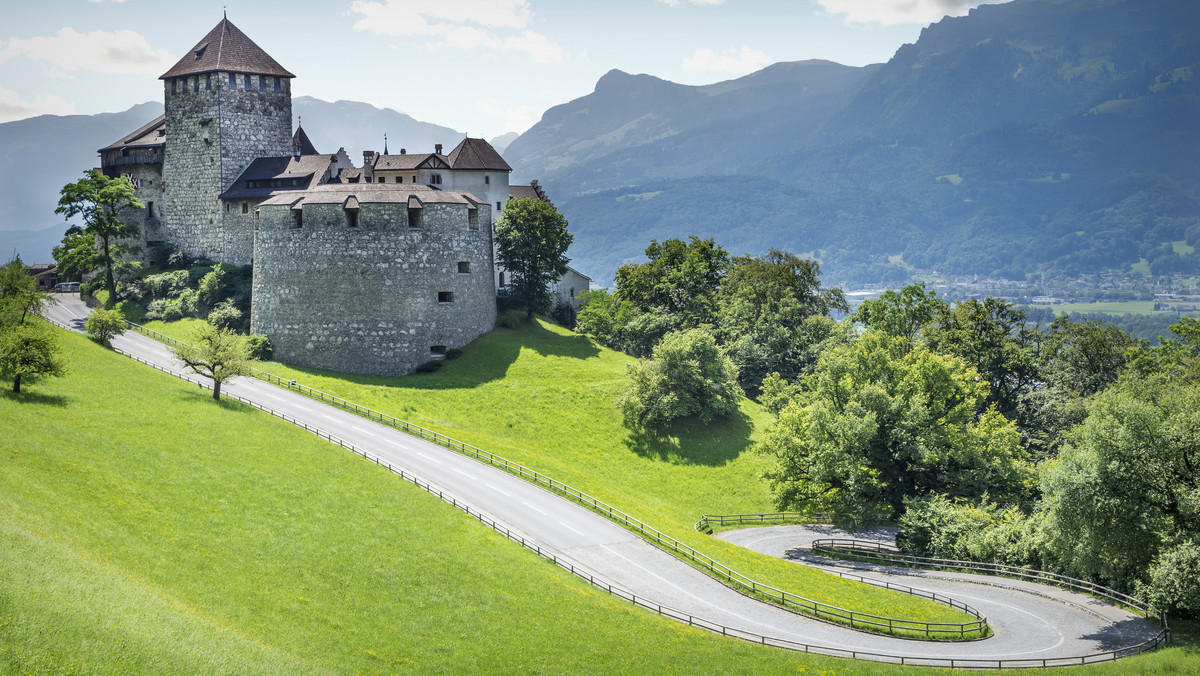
[506,0,1200,286]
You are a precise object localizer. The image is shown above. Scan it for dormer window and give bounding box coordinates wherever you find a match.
[194,44,207,60]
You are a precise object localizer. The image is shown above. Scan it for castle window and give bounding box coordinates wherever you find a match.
[408,207,423,229]
[431,173,442,185]
[499,272,505,288]
[395,176,402,183]
[468,209,478,230]
[245,75,254,91]
[146,201,154,219]
[346,209,359,229]
[437,292,454,304]
[496,201,502,211]
[229,73,236,89]
[259,76,267,92]
[291,208,303,229]
[170,79,177,95]
[458,262,471,274]
[430,345,447,357]
[570,288,576,298]
[377,176,385,183]
[205,75,211,91]
[192,77,199,93]
[484,176,490,185]
[273,78,282,93]
[241,202,249,214]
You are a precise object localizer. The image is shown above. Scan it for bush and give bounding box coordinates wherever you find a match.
[246,335,273,361]
[207,299,244,332]
[176,289,199,318]
[144,299,168,321]
[496,311,521,329]
[1140,541,1200,617]
[166,250,190,268]
[84,308,126,347]
[161,301,184,322]
[196,266,229,313]
[550,300,576,329]
[142,270,190,299]
[414,360,443,373]
[617,328,742,430]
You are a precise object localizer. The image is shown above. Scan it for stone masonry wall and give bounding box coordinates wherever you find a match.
[251,199,496,376]
[162,72,291,265]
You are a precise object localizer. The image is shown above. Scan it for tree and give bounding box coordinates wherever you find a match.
[614,236,729,329]
[55,169,143,307]
[759,331,1034,529]
[0,323,67,394]
[617,328,742,430]
[1,257,53,327]
[495,197,572,320]
[169,324,254,401]
[851,283,946,340]
[84,308,127,347]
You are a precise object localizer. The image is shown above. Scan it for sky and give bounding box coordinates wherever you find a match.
[0,0,1011,140]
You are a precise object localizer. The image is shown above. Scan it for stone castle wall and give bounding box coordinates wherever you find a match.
[250,200,496,376]
[162,72,291,265]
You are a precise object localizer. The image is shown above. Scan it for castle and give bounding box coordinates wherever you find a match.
[98,17,588,376]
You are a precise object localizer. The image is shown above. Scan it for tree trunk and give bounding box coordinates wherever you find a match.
[103,235,117,310]
[212,380,221,401]
[12,374,21,394]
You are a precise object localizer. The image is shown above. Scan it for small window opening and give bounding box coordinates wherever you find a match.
[437,292,454,304]
[205,74,211,90]
[259,77,267,92]
[346,208,359,229]
[291,209,303,229]
[229,73,236,89]
[241,202,249,214]
[192,77,199,93]
[245,75,253,91]
[458,261,471,274]
[378,176,385,183]
[147,201,154,219]
[570,288,576,298]
[430,345,448,357]
[499,272,506,288]
[431,173,442,185]
[408,208,423,229]
[395,176,402,183]
[484,175,490,184]
[273,78,282,93]
[468,209,478,230]
[171,79,177,94]
[496,201,502,211]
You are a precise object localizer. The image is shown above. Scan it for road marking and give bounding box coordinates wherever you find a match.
[486,483,511,497]
[521,501,547,515]
[451,466,473,477]
[558,521,585,536]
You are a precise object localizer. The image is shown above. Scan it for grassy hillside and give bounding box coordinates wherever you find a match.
[4,326,1197,672]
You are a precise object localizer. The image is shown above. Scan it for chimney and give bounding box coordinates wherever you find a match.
[363,150,376,165]
[530,179,538,186]
[435,143,443,155]
[400,148,406,155]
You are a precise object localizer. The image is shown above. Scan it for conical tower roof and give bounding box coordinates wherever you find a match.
[293,125,319,156]
[160,18,294,80]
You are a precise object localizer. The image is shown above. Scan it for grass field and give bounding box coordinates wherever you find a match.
[12,322,1196,672]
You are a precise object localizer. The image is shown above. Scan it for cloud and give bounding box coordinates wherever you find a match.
[349,0,562,62]
[0,85,74,123]
[475,97,544,135]
[815,0,1005,26]
[0,27,173,75]
[683,45,771,75]
[657,0,725,5]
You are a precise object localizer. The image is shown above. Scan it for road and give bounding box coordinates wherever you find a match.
[42,295,1164,666]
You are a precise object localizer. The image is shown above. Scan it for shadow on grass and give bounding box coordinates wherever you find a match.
[624,410,754,466]
[268,318,600,393]
[0,388,70,407]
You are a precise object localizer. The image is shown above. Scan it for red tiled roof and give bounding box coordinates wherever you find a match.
[160,18,294,80]
[447,137,512,171]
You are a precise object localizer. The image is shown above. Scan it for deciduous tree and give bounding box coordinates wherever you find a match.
[84,308,127,347]
[617,328,741,430]
[55,169,143,307]
[495,198,572,321]
[169,324,254,401]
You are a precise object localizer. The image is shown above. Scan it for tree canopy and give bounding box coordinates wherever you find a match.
[55,169,143,306]
[617,328,741,430]
[169,324,254,401]
[495,197,572,320]
[0,259,65,394]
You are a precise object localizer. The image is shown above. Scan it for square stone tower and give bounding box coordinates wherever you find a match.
[159,17,295,264]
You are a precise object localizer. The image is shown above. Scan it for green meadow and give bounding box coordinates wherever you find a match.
[5,323,1196,672]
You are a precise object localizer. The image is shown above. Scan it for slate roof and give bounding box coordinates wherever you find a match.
[372,153,453,171]
[292,126,319,156]
[220,154,333,199]
[161,18,294,80]
[447,137,511,171]
[509,181,550,203]
[259,183,486,208]
[99,115,167,152]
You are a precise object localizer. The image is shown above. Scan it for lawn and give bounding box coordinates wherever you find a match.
[4,326,1197,673]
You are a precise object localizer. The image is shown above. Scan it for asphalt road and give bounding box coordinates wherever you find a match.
[42,295,1163,665]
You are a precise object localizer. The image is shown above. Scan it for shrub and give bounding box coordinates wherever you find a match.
[617,328,742,430]
[550,300,576,329]
[246,334,273,361]
[207,299,244,332]
[161,301,184,322]
[166,250,190,268]
[196,266,229,313]
[176,289,199,318]
[142,270,189,299]
[84,308,126,347]
[144,299,168,321]
[414,360,443,373]
[496,311,521,329]
[1140,541,1200,616]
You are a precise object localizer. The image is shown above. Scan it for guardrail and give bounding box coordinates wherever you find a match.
[694,512,891,532]
[102,317,988,640]
[811,539,1169,628]
[43,313,1174,666]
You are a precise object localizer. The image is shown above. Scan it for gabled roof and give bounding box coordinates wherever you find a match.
[447,137,512,171]
[99,115,167,153]
[220,154,333,199]
[292,126,319,156]
[372,153,451,171]
[259,183,487,208]
[160,18,294,80]
[509,181,550,204]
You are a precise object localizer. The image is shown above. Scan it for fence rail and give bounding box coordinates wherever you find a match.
[42,312,1173,666]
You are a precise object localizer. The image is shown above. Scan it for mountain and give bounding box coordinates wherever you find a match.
[291,97,463,159]
[489,132,519,154]
[512,0,1200,287]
